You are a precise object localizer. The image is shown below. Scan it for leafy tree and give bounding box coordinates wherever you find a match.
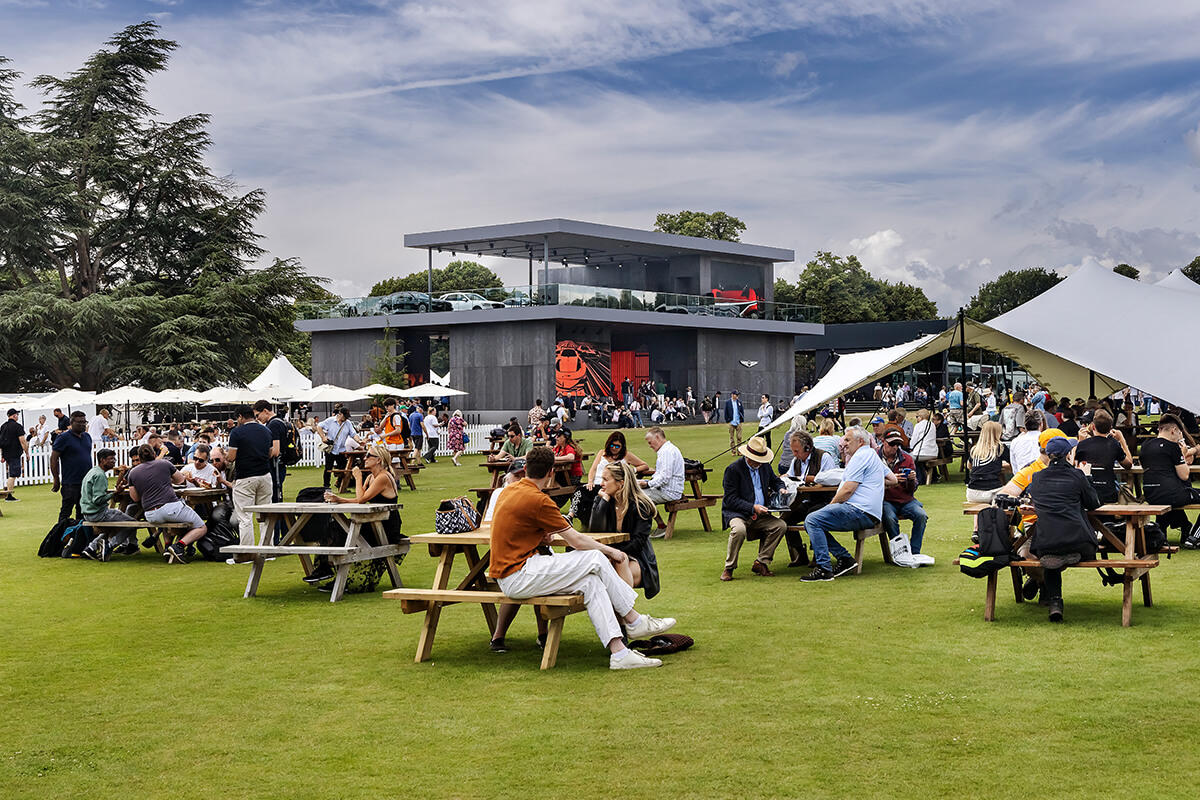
[1182,256,1200,283]
[780,251,939,324]
[370,260,501,296]
[963,267,1062,321]
[366,328,410,390]
[653,210,746,242]
[1113,263,1139,280]
[0,23,325,391]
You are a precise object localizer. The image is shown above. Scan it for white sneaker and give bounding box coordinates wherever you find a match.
[910,553,935,566]
[625,614,676,639]
[610,649,663,670]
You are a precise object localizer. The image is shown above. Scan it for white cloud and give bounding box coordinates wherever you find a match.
[1186,123,1200,167]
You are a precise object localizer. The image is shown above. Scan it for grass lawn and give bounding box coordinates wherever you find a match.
[4,422,1200,799]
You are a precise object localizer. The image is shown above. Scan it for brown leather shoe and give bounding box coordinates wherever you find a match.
[751,560,775,577]
[720,568,734,581]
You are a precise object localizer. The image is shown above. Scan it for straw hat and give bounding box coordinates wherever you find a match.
[738,436,775,465]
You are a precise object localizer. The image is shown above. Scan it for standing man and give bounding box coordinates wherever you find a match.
[377,397,410,449]
[639,426,685,535]
[50,411,93,521]
[946,382,964,433]
[1,408,29,502]
[408,403,425,464]
[725,390,745,454]
[226,405,277,553]
[720,436,787,581]
[712,391,722,424]
[1000,389,1026,441]
[800,426,898,582]
[254,400,289,503]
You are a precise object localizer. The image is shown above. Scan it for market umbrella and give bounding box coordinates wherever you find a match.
[92,385,167,405]
[201,385,291,406]
[399,382,469,398]
[16,388,96,410]
[289,384,371,404]
[355,383,409,397]
[157,388,210,403]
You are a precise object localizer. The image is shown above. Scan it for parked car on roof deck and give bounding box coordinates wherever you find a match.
[438,291,505,311]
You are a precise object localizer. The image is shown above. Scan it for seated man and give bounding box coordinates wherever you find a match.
[126,443,207,564]
[1140,412,1200,546]
[801,426,898,582]
[720,436,787,581]
[490,425,532,462]
[1073,409,1131,505]
[638,426,685,535]
[776,430,837,567]
[80,448,140,561]
[994,428,1068,599]
[181,444,219,488]
[488,446,675,670]
[878,429,933,567]
[1008,410,1044,473]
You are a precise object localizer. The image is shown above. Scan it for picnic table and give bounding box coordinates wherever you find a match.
[102,484,229,552]
[961,502,1172,626]
[384,525,627,669]
[222,502,408,603]
[1114,463,1200,501]
[335,446,421,492]
[659,465,720,539]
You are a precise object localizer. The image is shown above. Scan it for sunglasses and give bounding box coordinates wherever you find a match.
[194,458,208,464]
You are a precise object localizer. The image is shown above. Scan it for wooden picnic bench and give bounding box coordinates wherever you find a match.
[223,502,408,602]
[960,502,1171,626]
[784,521,892,574]
[661,466,719,539]
[384,526,627,669]
[81,520,193,553]
[0,489,8,514]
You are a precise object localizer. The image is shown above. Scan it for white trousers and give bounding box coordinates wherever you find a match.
[233,473,274,545]
[497,550,637,647]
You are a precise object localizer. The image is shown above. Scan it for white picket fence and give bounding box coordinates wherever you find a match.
[3,422,501,487]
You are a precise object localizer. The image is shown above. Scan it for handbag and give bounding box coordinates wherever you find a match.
[462,432,470,444]
[435,496,481,534]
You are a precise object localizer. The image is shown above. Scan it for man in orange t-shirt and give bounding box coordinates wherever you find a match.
[489,446,677,670]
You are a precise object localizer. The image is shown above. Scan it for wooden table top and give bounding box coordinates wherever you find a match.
[963,502,1168,516]
[409,528,627,547]
[246,502,400,514]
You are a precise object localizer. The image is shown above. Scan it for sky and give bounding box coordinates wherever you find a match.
[4,0,1200,312]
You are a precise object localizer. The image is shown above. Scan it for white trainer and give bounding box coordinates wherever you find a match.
[910,553,935,566]
[610,649,663,670]
[625,614,676,639]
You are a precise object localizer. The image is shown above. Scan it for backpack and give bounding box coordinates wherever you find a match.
[39,518,76,558]
[196,502,239,561]
[976,506,1017,558]
[59,519,91,558]
[282,425,302,466]
[0,422,14,450]
[958,545,1012,578]
[682,457,707,481]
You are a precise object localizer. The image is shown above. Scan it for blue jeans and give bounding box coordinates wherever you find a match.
[882,498,927,554]
[804,503,874,571]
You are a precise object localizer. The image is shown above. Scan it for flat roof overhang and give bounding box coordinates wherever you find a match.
[403,218,794,267]
[297,305,822,336]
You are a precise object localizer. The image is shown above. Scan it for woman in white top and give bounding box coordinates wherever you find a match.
[757,394,775,448]
[422,406,441,463]
[908,408,940,483]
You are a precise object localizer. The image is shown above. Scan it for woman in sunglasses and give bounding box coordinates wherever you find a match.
[570,430,649,529]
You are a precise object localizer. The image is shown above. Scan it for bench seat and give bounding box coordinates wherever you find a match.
[784,523,891,574]
[384,588,585,669]
[221,545,357,556]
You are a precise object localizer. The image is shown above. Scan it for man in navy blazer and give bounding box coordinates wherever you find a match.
[720,436,788,581]
[724,390,746,454]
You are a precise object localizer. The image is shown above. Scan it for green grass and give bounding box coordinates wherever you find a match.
[4,423,1200,799]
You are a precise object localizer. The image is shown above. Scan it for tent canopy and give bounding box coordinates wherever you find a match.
[248,352,312,393]
[766,262,1200,434]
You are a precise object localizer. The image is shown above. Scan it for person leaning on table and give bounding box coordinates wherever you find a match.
[1140,412,1200,548]
[488,446,677,670]
[1025,435,1101,623]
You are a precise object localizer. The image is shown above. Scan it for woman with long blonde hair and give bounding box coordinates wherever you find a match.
[966,421,1008,504]
[587,461,661,598]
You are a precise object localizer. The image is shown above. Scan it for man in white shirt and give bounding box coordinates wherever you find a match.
[180,444,219,488]
[800,426,898,582]
[88,408,117,443]
[30,415,52,448]
[1008,411,1044,473]
[639,426,685,535]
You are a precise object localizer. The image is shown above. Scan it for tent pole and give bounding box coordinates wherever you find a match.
[1090,370,1096,398]
[427,248,433,296]
[958,308,966,386]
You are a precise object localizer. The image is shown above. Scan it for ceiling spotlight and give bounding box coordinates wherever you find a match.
[489,242,495,248]
[451,251,456,257]
[501,249,508,257]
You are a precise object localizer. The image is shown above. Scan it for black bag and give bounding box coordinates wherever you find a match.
[977,506,1017,557]
[294,487,334,545]
[631,633,694,656]
[282,426,302,466]
[682,457,707,481]
[60,520,90,558]
[196,520,239,562]
[958,545,1012,578]
[39,518,76,558]
[569,485,598,527]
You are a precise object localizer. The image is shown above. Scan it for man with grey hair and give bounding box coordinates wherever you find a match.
[778,429,837,567]
[639,426,684,536]
[800,426,897,582]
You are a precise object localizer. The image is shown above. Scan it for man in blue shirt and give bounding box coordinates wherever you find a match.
[407,404,425,464]
[724,390,745,454]
[50,410,93,521]
[801,426,898,582]
[720,436,787,581]
[946,382,965,433]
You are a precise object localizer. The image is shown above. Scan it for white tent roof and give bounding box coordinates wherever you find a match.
[290,384,369,404]
[248,352,312,393]
[766,262,1200,434]
[93,385,167,405]
[1154,269,1200,294]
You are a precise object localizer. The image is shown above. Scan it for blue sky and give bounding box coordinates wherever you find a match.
[4,0,1200,311]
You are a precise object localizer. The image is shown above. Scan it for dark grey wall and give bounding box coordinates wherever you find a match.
[450,320,556,413]
[695,329,794,404]
[311,328,385,389]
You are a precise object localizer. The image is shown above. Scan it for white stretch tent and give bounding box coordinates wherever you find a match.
[764,262,1200,436]
[290,384,369,404]
[1154,269,1200,294]
[248,352,312,394]
[400,382,468,398]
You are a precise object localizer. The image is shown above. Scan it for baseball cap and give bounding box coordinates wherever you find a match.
[6,408,16,417]
[507,457,527,474]
[1038,428,1067,449]
[883,430,905,445]
[870,416,885,424]
[1045,436,1077,457]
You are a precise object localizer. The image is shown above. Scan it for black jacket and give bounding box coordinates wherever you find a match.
[1028,458,1101,557]
[722,458,784,529]
[589,495,660,598]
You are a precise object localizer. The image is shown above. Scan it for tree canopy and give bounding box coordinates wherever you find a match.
[775,252,939,324]
[0,23,325,391]
[653,210,746,242]
[962,267,1062,322]
[1113,263,1140,280]
[1182,256,1200,284]
[369,260,501,297]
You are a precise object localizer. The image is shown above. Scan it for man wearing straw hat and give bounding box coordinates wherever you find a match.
[720,436,788,581]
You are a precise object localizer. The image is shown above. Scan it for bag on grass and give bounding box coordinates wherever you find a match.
[39,518,75,558]
[435,496,480,534]
[60,520,90,558]
[631,633,694,656]
[958,545,1011,578]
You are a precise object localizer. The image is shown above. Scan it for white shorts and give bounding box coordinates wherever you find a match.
[144,500,204,528]
[965,487,1001,504]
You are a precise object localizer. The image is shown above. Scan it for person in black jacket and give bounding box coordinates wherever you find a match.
[720,436,787,581]
[1027,436,1101,622]
[588,461,661,598]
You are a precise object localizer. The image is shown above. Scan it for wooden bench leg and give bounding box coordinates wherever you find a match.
[877,530,894,566]
[416,604,443,662]
[404,473,417,491]
[244,558,266,598]
[1142,572,1153,607]
[327,563,351,603]
[1122,579,1134,627]
[664,509,679,540]
[697,505,713,532]
[853,536,866,575]
[540,615,566,670]
[984,571,998,621]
